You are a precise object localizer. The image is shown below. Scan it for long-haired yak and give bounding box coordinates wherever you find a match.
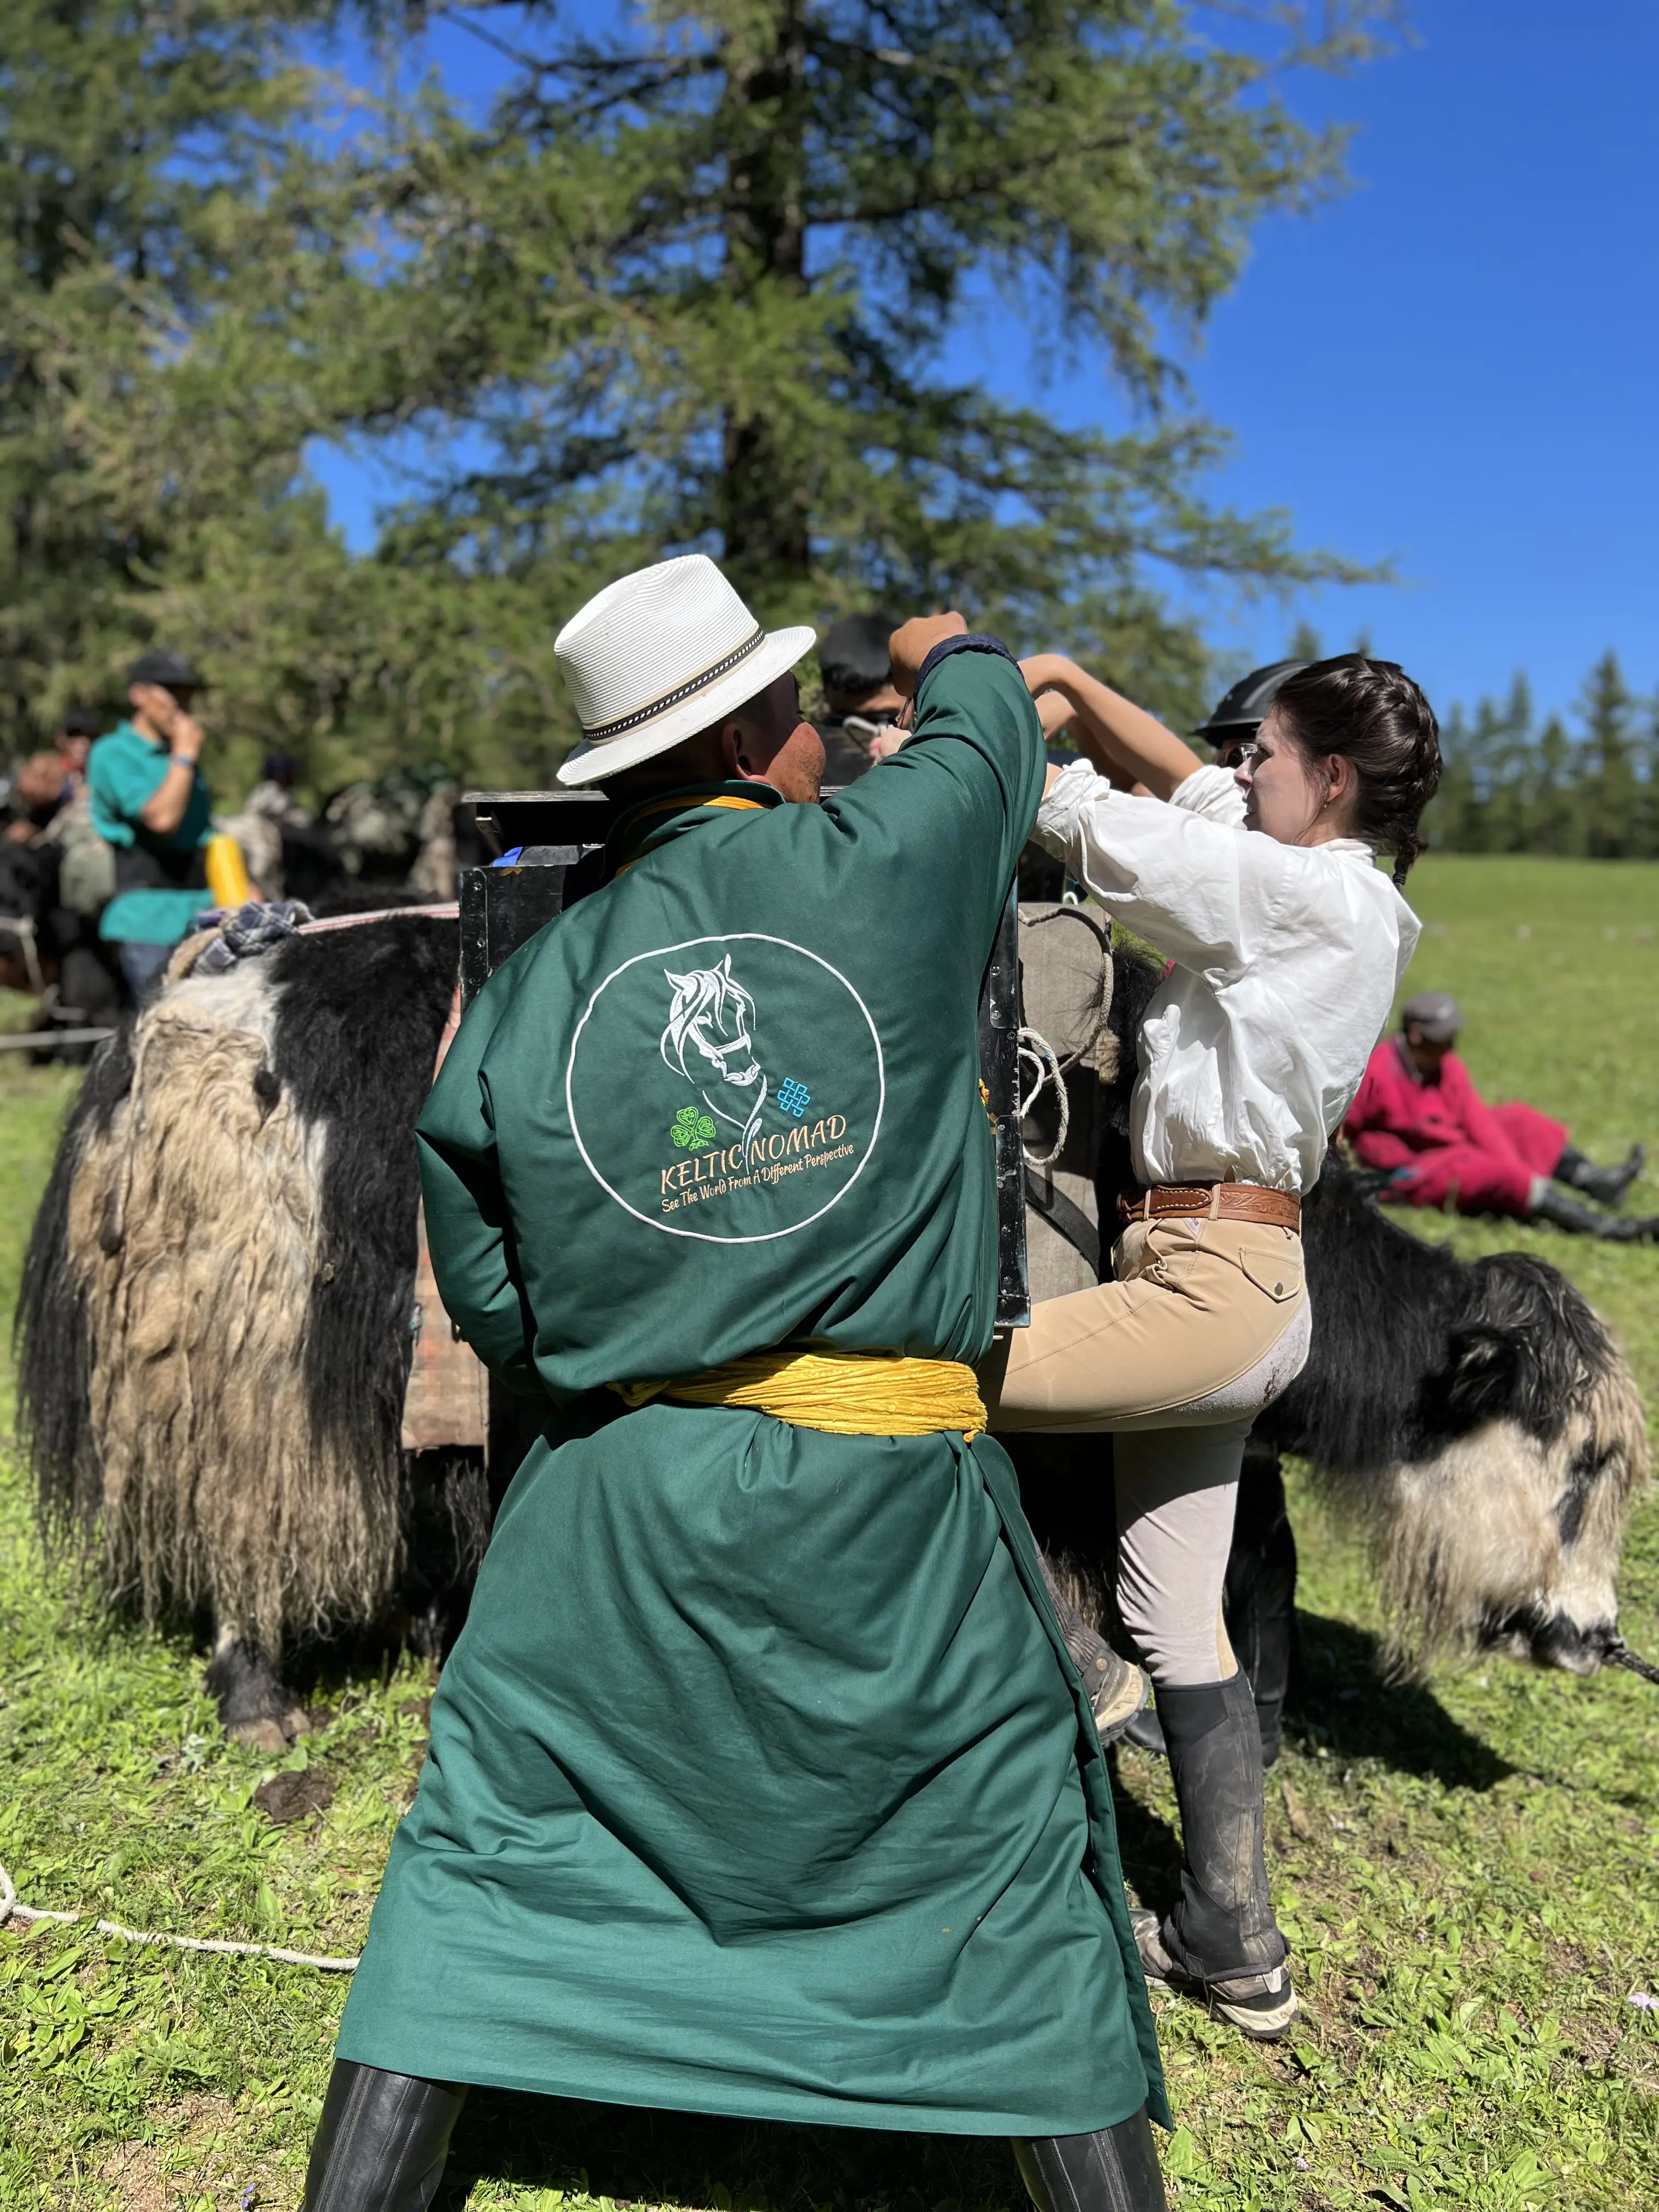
[13,889,1651,1744]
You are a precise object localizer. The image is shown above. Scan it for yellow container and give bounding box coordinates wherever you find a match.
[204,832,253,909]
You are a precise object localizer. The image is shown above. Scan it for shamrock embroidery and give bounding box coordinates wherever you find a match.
[671,1105,717,1150]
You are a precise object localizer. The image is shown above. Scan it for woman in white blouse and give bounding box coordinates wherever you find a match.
[984,652,1440,2042]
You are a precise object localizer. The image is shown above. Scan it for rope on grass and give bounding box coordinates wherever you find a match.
[0,1863,358,1973]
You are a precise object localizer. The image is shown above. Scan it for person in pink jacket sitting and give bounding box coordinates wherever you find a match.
[1345,991,1651,1239]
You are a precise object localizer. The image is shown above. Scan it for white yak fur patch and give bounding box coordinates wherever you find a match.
[66,957,404,1653]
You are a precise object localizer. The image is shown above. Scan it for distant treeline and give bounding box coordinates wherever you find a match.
[1424,652,1659,858]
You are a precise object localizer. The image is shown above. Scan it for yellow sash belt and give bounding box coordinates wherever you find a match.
[610,1349,987,1439]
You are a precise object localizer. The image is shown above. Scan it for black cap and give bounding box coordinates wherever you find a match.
[1192,659,1308,744]
[127,647,204,691]
[820,613,898,701]
[59,708,102,738]
[1401,991,1463,1043]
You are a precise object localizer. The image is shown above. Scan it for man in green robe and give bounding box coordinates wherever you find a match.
[303,557,1167,2212]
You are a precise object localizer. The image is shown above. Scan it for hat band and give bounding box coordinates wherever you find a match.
[584,627,767,744]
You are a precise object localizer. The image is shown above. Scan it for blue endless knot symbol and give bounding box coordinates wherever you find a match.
[778,1078,810,1119]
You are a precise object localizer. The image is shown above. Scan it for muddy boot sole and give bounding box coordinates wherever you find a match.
[1090,1650,1151,1745]
[1130,1908,1299,2041]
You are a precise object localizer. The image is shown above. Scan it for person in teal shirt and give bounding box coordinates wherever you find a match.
[301,562,1168,2212]
[87,647,215,1000]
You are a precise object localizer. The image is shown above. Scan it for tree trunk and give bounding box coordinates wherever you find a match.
[719,2,810,586]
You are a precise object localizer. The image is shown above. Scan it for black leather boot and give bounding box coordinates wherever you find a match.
[1555,1142,1644,1209]
[1530,1183,1656,1240]
[1014,2110,1169,2212]
[302,2061,470,2212]
[1136,1672,1295,2040]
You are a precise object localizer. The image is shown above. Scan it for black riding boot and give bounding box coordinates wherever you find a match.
[1555,1142,1644,1209]
[302,2061,469,2212]
[1014,2109,1168,2212]
[1136,1672,1295,2039]
[1530,1183,1657,1240]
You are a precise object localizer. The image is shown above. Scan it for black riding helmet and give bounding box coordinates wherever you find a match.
[1192,659,1310,748]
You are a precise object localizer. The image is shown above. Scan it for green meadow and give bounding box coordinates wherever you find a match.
[1,855,1656,2209]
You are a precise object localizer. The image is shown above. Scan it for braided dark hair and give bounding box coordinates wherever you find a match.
[1268,654,1441,885]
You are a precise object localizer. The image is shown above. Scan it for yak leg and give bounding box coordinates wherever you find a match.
[1222,1438,1297,1768]
[205,1625,311,1751]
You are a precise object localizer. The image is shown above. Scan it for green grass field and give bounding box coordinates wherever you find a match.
[2,856,1656,2211]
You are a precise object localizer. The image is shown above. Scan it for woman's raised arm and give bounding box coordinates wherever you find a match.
[1019,654,1204,800]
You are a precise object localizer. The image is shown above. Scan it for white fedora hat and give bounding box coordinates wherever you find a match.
[555,555,816,786]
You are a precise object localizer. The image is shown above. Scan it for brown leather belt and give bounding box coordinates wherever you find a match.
[1118,1182,1301,1230]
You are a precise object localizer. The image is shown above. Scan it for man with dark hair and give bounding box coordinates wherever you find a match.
[55,707,102,780]
[58,712,101,774]
[815,608,906,783]
[1346,991,1651,1238]
[87,649,215,1001]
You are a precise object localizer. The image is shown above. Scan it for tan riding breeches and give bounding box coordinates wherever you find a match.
[982,1215,1310,1435]
[984,1214,1312,1686]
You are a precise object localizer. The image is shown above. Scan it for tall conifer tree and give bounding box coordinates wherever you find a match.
[336,0,1395,732]
[1,1,1400,775]
[1578,651,1644,857]
[0,3,338,724]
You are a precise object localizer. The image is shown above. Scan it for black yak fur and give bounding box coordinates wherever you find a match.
[267,915,460,1515]
[15,1014,138,1530]
[14,900,489,1734]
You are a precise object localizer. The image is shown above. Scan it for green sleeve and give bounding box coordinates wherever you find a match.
[822,643,1046,951]
[415,977,543,1398]
[907,642,1047,883]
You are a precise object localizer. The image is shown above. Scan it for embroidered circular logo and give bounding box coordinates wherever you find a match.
[566,933,885,1242]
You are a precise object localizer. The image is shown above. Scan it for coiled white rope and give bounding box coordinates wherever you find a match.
[0,1861,358,1973]
[1018,1025,1069,1169]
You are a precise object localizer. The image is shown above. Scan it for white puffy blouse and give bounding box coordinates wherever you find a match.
[1034,760,1420,1195]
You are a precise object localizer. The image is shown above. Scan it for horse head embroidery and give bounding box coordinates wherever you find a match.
[661,955,768,1153]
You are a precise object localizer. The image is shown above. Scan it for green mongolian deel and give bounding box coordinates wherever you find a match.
[336,652,1161,2137]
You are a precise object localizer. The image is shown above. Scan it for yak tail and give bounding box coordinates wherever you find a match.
[14,1022,138,1541]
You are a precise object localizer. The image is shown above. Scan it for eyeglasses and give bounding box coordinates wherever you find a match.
[1233,739,1265,769]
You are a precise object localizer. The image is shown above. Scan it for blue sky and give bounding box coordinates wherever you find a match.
[308,1,1659,727]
